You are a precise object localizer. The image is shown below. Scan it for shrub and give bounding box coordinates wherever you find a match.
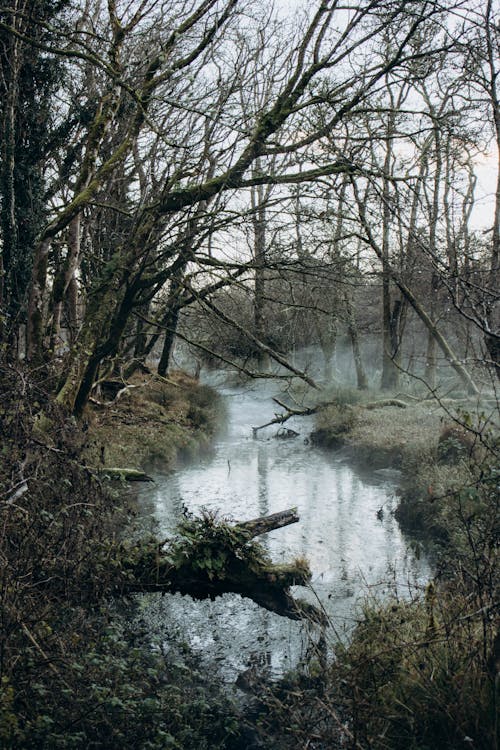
[310,403,358,448]
[438,423,475,463]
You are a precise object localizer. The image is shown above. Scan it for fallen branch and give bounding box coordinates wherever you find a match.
[363,399,408,410]
[120,508,326,624]
[252,395,411,437]
[252,398,331,437]
[236,507,299,537]
[89,467,154,482]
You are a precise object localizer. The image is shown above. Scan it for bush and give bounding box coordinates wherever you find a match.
[310,403,358,448]
[438,423,475,463]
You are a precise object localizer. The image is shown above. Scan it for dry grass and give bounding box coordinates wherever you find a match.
[348,403,442,468]
[314,400,442,469]
[314,393,496,539]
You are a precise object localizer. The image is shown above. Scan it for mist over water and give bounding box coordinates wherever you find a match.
[137,374,430,683]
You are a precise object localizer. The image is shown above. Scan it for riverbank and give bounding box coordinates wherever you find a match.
[259,388,498,749]
[82,370,223,470]
[0,364,248,749]
[310,393,496,539]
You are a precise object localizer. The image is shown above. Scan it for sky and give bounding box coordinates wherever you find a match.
[472,144,498,230]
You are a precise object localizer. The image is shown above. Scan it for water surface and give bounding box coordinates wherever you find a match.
[137,379,430,681]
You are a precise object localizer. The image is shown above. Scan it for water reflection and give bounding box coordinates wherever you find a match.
[138,382,430,681]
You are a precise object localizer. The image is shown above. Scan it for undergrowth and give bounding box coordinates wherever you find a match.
[0,363,242,749]
[82,371,222,470]
[2,365,497,749]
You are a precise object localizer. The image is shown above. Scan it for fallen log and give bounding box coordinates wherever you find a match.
[363,399,408,410]
[237,508,299,538]
[119,508,326,624]
[89,467,154,482]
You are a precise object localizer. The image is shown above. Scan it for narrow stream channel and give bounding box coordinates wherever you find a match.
[137,377,430,683]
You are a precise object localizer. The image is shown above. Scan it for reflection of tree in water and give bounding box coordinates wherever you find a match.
[252,445,272,677]
[257,443,269,519]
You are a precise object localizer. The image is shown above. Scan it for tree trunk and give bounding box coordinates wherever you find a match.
[157,261,189,377]
[424,118,443,390]
[26,239,51,361]
[0,19,19,344]
[425,331,437,390]
[425,274,440,390]
[380,110,400,390]
[485,2,500,380]
[121,508,326,624]
[251,170,269,372]
[344,290,368,389]
[157,303,181,377]
[66,274,79,345]
[56,278,131,414]
[50,213,82,352]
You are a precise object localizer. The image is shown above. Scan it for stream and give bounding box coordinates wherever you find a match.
[137,377,430,683]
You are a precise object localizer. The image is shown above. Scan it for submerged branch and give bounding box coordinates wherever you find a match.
[252,397,333,436]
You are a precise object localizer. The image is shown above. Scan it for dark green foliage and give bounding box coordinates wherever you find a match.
[0,2,69,337]
[2,617,241,749]
[168,509,271,580]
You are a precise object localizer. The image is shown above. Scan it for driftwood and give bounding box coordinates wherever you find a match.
[91,467,154,482]
[121,508,326,624]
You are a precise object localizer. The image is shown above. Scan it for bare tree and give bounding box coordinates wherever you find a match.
[0,0,472,413]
